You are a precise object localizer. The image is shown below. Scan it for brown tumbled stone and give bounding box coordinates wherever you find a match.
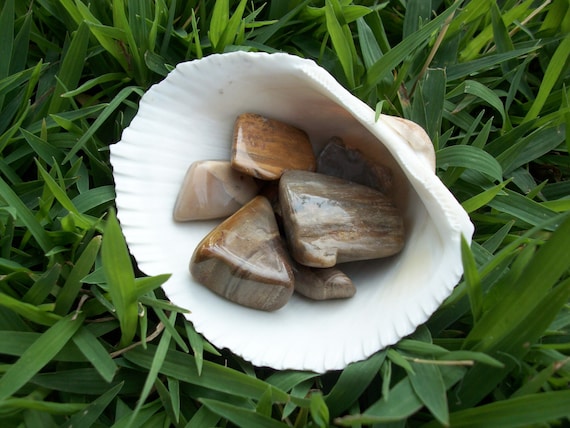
[231,113,316,180]
[293,263,356,300]
[174,160,259,221]
[279,170,405,268]
[317,137,393,195]
[190,196,294,311]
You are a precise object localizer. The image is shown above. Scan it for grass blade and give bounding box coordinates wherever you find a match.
[61,382,124,428]
[72,327,117,383]
[101,209,138,347]
[0,312,85,401]
[200,398,290,428]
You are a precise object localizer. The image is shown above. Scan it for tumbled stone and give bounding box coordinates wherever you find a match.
[173,160,259,221]
[317,137,393,195]
[279,170,405,268]
[293,263,356,300]
[231,113,316,180]
[190,196,294,311]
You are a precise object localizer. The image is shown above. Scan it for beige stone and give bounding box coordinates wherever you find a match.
[190,196,294,311]
[173,160,259,221]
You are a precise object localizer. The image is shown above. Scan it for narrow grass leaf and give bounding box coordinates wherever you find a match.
[48,21,89,114]
[409,362,448,426]
[35,160,93,230]
[421,68,446,141]
[71,185,115,214]
[461,236,483,322]
[461,179,511,213]
[209,0,229,51]
[488,190,559,230]
[448,80,506,126]
[0,176,52,252]
[363,2,460,92]
[72,327,117,383]
[437,145,503,182]
[184,322,204,376]
[524,35,570,122]
[61,382,124,428]
[335,366,465,425]
[55,236,101,315]
[201,398,289,428]
[466,213,570,348]
[20,129,64,166]
[325,0,355,88]
[325,351,385,417]
[0,398,86,415]
[446,45,540,81]
[22,263,61,305]
[185,405,221,428]
[455,272,570,407]
[220,0,248,49]
[256,386,273,417]
[0,0,14,107]
[0,292,61,326]
[0,312,85,401]
[63,86,144,163]
[128,312,175,428]
[124,345,290,403]
[102,209,138,347]
[356,17,382,69]
[442,390,570,428]
[133,274,172,299]
[310,391,329,428]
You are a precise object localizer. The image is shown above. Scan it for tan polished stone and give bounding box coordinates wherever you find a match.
[231,113,316,180]
[293,263,356,300]
[279,170,405,268]
[173,160,259,221]
[190,196,294,311]
[317,137,393,195]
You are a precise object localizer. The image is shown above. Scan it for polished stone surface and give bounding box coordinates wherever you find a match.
[317,137,393,195]
[293,264,356,300]
[190,196,294,311]
[279,170,405,268]
[174,160,259,221]
[232,113,316,180]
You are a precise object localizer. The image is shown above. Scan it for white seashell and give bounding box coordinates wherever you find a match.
[110,52,474,373]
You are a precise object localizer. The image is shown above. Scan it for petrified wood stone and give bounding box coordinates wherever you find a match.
[293,263,356,300]
[190,196,294,311]
[231,113,316,180]
[317,137,393,195]
[173,160,259,221]
[279,170,405,268]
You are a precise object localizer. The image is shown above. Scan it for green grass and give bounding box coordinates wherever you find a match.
[1,0,569,426]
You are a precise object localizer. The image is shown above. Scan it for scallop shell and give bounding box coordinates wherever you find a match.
[110,52,474,373]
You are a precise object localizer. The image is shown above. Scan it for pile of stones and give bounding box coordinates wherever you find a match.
[174,113,405,311]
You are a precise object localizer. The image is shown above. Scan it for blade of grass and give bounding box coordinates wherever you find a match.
[442,390,570,427]
[61,382,124,428]
[408,361,449,426]
[200,398,290,428]
[362,1,460,94]
[48,21,89,114]
[101,209,138,347]
[71,327,117,383]
[55,236,101,315]
[0,312,85,401]
[0,176,53,253]
[127,311,175,428]
[461,236,483,323]
[325,351,386,417]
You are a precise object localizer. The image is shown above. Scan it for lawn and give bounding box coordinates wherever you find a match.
[0,0,569,426]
